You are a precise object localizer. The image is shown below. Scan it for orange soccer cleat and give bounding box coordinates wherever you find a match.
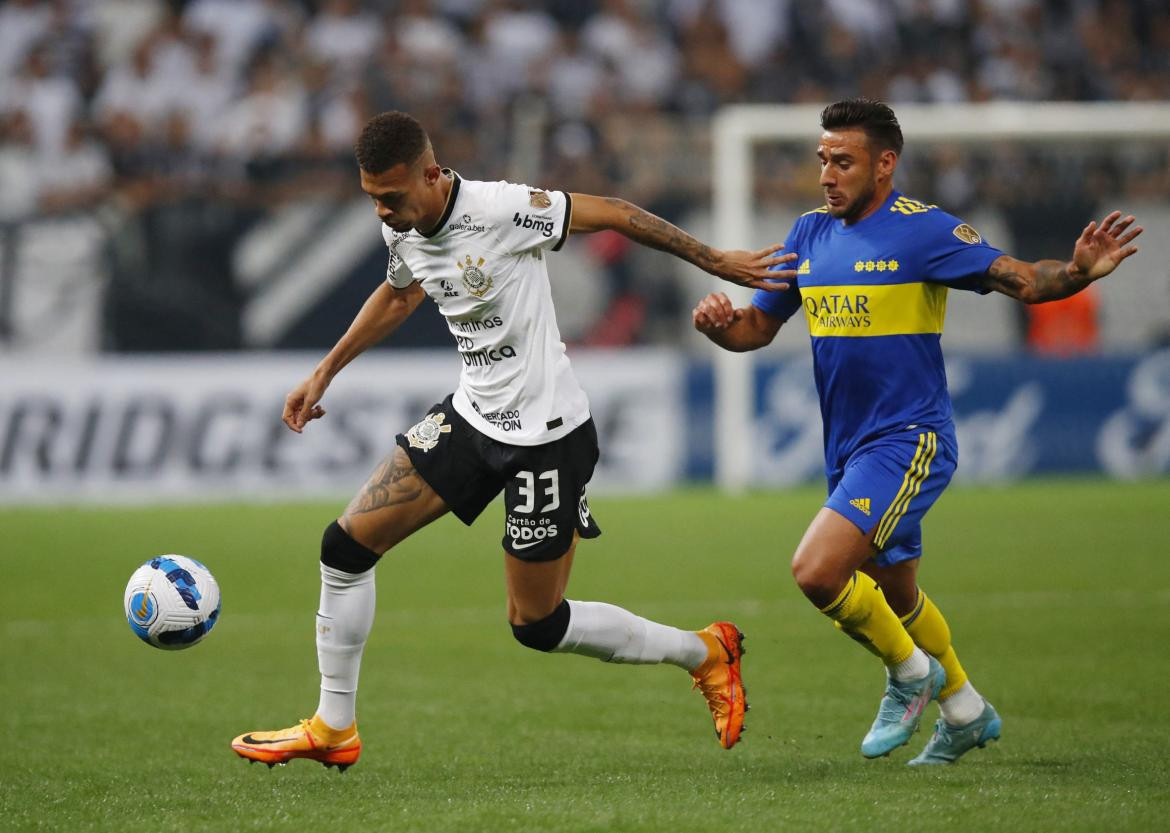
[231,716,361,772]
[691,622,748,749]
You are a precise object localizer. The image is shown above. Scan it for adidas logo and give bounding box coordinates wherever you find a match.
[797,258,811,275]
[849,497,871,516]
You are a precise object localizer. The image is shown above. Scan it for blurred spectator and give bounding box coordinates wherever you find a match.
[668,0,790,66]
[182,0,299,79]
[92,38,174,133]
[217,48,308,172]
[614,12,680,109]
[0,0,52,79]
[394,0,464,66]
[481,0,559,96]
[37,118,113,214]
[87,0,167,71]
[173,31,237,152]
[0,110,39,220]
[4,44,82,154]
[305,0,382,79]
[539,29,606,120]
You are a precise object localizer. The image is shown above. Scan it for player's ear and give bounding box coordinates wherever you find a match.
[876,148,898,182]
[421,162,443,185]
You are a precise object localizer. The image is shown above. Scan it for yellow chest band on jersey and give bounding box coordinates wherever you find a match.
[801,282,948,337]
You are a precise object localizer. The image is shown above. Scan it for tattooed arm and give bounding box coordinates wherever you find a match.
[980,211,1143,303]
[567,193,798,291]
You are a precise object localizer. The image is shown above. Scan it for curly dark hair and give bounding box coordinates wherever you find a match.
[820,98,904,156]
[354,111,430,173]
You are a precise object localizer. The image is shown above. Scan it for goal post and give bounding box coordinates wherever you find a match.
[711,101,1170,492]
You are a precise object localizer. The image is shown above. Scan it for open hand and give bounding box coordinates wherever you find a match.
[1072,211,1142,281]
[707,245,798,291]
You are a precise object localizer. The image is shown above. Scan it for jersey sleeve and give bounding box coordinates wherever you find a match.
[750,217,805,322]
[486,181,572,255]
[382,226,415,289]
[922,213,1005,293]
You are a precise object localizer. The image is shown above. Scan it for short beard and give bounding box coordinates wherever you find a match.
[828,179,876,223]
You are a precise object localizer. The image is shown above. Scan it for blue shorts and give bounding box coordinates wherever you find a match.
[824,428,957,566]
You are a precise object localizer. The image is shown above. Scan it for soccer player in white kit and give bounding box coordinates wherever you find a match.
[231,111,794,770]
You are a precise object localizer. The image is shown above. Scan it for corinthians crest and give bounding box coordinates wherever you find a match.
[457,254,494,298]
[406,412,452,452]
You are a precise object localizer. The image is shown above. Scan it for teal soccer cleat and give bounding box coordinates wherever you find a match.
[860,656,945,758]
[908,700,1002,766]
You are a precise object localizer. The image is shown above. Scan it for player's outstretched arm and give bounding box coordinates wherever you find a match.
[981,211,1143,303]
[693,292,783,352]
[568,193,798,290]
[283,282,426,433]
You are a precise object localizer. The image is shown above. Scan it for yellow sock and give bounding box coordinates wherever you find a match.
[820,572,916,667]
[900,588,968,700]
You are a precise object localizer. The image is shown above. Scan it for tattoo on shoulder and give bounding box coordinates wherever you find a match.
[346,452,423,515]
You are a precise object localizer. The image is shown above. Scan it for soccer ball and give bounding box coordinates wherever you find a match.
[124,555,221,650]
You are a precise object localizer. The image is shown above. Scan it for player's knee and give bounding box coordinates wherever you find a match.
[320,520,382,573]
[510,599,570,652]
[791,551,844,605]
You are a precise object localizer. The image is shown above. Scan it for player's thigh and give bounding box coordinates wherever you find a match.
[340,445,449,554]
[504,532,579,625]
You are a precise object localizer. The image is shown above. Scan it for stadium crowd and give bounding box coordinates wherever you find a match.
[0,0,1166,349]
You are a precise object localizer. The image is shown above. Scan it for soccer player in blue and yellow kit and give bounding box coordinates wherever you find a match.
[694,99,1143,764]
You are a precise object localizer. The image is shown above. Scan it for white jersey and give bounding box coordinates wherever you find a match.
[382,171,589,445]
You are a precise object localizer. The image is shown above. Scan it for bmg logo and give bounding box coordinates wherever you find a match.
[512,212,554,237]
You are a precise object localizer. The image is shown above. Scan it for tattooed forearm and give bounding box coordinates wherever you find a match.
[1026,259,1093,302]
[346,450,423,514]
[609,198,719,272]
[983,256,1091,304]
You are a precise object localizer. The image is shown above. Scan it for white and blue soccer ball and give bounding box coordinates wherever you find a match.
[123,555,221,650]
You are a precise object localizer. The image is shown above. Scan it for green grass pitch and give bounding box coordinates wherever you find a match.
[2,479,1169,833]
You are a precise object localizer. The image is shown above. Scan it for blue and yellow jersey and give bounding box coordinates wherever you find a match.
[752,191,1004,471]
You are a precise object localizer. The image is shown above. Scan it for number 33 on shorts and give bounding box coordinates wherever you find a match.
[502,468,600,561]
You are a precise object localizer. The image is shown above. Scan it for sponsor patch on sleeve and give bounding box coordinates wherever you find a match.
[952,223,982,244]
[528,189,552,209]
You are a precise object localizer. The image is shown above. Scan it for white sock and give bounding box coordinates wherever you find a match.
[939,680,986,726]
[315,563,376,730]
[887,646,931,682]
[552,600,708,670]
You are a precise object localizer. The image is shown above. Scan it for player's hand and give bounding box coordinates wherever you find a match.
[693,292,743,333]
[282,375,329,433]
[707,245,798,291]
[1071,210,1142,281]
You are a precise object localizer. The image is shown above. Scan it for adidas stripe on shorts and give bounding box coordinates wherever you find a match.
[823,427,958,566]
